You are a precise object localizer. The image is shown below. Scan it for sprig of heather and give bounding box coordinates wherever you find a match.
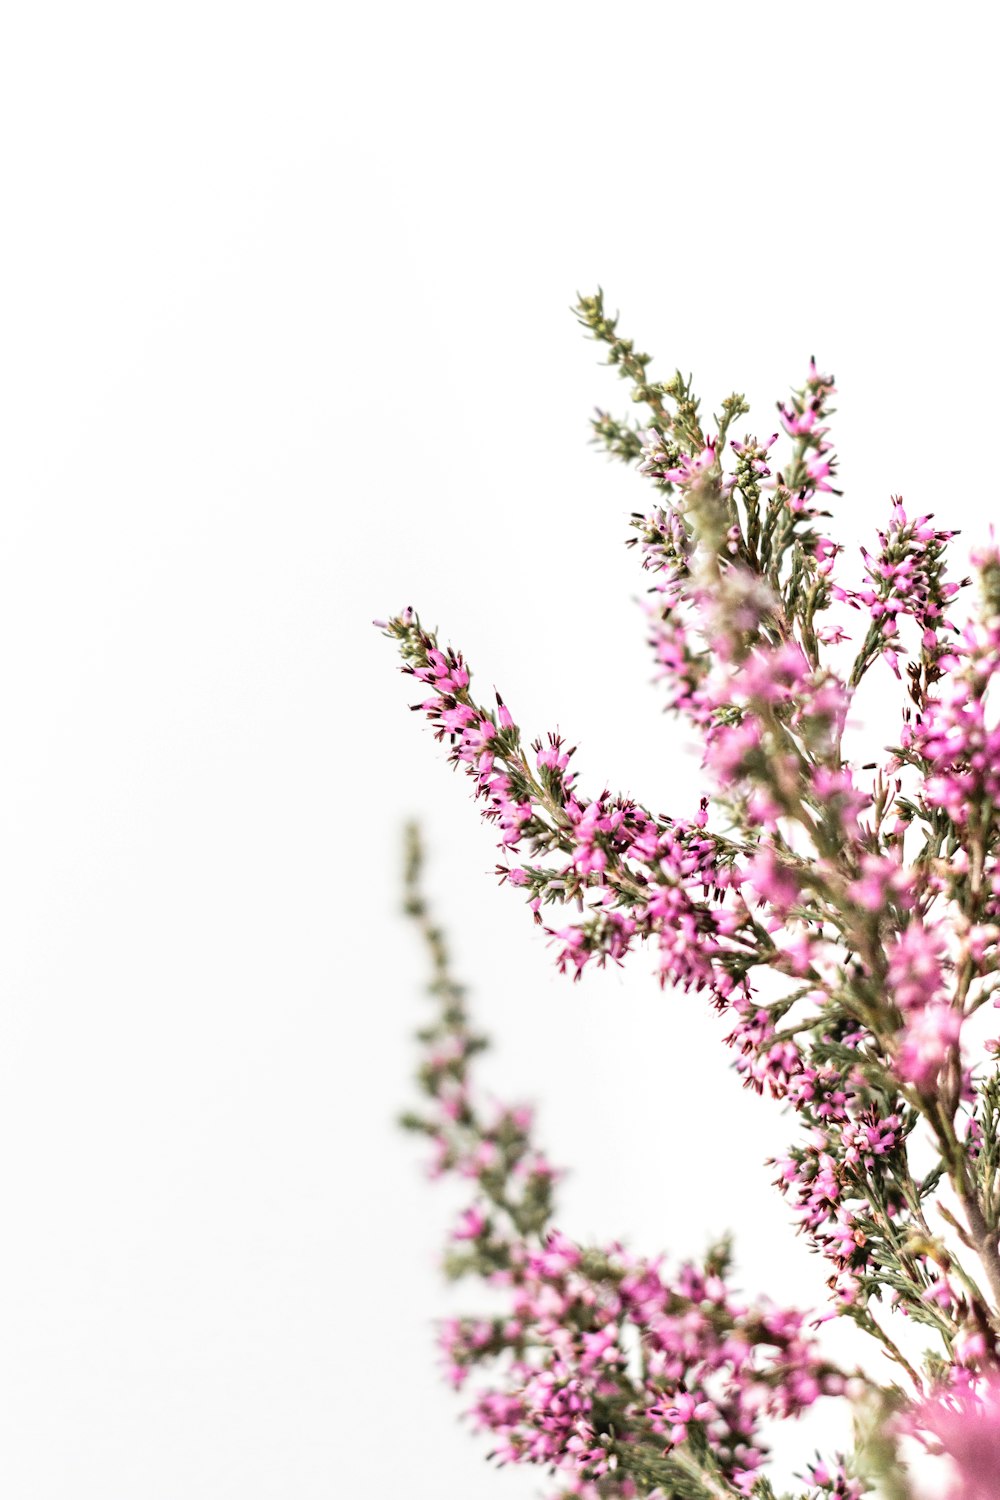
[380,606,771,1003]
[399,822,557,1240]
[383,294,1000,1490]
[401,826,871,1500]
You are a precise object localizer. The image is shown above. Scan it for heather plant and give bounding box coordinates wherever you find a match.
[380,292,1000,1498]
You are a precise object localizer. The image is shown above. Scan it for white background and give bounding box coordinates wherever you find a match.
[0,3,996,1495]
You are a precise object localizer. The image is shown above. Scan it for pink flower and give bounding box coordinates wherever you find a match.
[909,1377,1000,1499]
[744,844,801,915]
[896,1004,962,1093]
[453,1206,487,1241]
[886,921,946,1012]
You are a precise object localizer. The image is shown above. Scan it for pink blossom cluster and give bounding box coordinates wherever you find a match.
[402,827,854,1499]
[900,612,1000,823]
[799,1459,866,1499]
[453,1235,841,1495]
[885,922,961,1094]
[388,607,762,1002]
[906,1374,1000,1500]
[841,500,961,682]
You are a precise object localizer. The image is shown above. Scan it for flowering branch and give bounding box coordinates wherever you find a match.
[401,824,869,1499]
[383,294,1000,1496]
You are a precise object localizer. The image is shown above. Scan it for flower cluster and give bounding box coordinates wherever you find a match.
[905,1374,1000,1499]
[845,499,962,692]
[401,826,857,1500]
[885,922,961,1094]
[384,605,764,1004]
[384,293,1000,1496]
